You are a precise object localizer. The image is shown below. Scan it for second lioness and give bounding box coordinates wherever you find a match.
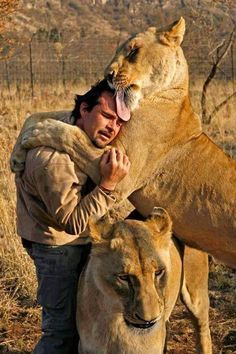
[78,208,211,354]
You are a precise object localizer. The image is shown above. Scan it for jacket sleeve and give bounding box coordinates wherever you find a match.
[29,149,116,235]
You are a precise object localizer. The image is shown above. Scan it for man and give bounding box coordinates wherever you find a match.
[15,79,130,354]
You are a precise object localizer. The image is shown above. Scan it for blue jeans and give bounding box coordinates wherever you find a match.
[24,241,91,354]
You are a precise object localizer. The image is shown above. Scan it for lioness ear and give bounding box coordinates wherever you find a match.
[88,217,114,244]
[146,207,172,236]
[160,17,185,47]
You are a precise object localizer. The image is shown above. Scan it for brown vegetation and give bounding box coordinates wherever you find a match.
[0,0,19,32]
[0,0,19,58]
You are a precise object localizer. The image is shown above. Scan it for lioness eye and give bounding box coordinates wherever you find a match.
[117,274,129,282]
[127,48,139,62]
[155,269,165,278]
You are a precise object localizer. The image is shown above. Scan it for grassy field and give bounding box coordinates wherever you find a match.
[0,79,235,353]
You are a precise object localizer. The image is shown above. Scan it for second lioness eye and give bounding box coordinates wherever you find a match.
[155,269,165,278]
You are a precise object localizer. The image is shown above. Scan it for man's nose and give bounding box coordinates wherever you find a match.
[107,120,116,130]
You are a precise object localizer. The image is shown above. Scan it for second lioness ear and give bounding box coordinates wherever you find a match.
[88,217,114,243]
[146,207,172,236]
[160,17,186,47]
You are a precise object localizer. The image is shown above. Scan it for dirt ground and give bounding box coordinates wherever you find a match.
[0,261,235,354]
[168,262,236,354]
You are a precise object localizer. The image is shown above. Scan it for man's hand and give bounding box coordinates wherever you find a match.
[99,148,130,191]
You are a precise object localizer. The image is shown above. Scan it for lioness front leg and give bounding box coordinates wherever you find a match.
[10,112,50,173]
[10,112,104,184]
[10,111,70,173]
[23,119,104,183]
[181,247,212,354]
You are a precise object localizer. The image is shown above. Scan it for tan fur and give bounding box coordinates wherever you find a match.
[77,208,211,354]
[10,18,236,266]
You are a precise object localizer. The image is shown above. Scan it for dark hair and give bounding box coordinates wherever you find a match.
[71,79,114,120]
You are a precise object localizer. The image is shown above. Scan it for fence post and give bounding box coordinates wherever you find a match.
[5,60,11,95]
[231,44,235,91]
[62,53,66,91]
[29,35,35,98]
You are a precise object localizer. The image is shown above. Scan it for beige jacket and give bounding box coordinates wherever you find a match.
[16,144,116,246]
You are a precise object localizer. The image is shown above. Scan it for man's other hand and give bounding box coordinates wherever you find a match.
[99,148,130,191]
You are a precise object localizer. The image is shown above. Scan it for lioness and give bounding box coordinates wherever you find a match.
[78,207,211,354]
[10,18,236,266]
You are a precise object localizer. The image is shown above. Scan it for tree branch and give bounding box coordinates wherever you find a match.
[206,91,236,124]
[201,27,236,124]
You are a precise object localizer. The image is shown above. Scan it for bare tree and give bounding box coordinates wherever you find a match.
[28,33,36,99]
[201,27,236,124]
[0,0,19,59]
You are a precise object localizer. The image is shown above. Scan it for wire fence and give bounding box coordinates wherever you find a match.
[0,37,234,97]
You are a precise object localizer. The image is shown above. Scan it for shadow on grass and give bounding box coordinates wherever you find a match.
[0,345,31,354]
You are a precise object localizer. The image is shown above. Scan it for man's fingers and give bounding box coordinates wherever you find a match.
[115,149,122,161]
[100,150,110,165]
[109,148,117,164]
[101,148,130,169]
[123,154,130,165]
[113,149,129,164]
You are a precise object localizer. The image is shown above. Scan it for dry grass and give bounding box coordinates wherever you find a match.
[0,80,235,353]
[0,83,82,353]
[190,77,236,158]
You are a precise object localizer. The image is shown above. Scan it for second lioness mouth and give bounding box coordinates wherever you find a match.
[124,318,157,330]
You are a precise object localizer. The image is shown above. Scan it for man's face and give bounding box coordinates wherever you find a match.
[77,91,123,148]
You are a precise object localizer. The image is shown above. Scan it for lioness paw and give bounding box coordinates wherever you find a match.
[10,148,27,173]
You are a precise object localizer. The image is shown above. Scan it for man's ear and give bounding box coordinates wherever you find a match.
[160,17,185,47]
[79,102,89,118]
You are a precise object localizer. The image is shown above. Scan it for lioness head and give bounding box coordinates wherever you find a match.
[105,17,187,110]
[88,207,172,331]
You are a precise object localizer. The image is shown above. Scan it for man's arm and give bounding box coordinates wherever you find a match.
[27,147,130,235]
